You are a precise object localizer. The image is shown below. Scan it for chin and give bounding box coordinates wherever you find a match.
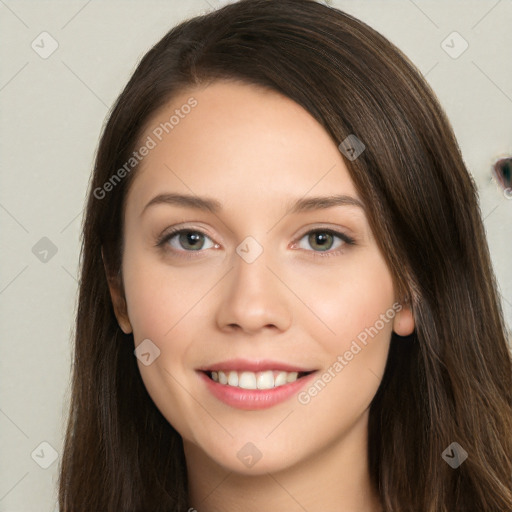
[193,433,305,476]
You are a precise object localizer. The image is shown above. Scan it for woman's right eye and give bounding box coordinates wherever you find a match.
[157,228,217,256]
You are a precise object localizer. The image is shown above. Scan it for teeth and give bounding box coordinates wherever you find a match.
[227,371,238,387]
[239,371,257,389]
[257,371,274,389]
[274,371,288,387]
[286,372,298,383]
[210,370,305,389]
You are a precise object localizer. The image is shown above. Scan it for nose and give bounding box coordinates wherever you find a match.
[215,246,292,335]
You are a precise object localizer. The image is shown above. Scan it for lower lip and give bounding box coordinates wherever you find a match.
[198,371,317,410]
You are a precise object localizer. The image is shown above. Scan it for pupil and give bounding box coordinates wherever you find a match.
[310,232,332,251]
[181,232,203,250]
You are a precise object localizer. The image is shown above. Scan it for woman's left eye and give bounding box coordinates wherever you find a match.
[294,229,355,257]
[156,228,355,258]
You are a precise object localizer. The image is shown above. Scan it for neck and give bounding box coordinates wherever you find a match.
[184,411,383,512]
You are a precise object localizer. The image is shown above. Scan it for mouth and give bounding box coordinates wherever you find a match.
[202,369,315,390]
[196,359,319,409]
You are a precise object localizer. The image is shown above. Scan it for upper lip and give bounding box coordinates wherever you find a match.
[197,358,317,373]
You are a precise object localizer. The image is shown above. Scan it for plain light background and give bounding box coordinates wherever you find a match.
[0,1,511,510]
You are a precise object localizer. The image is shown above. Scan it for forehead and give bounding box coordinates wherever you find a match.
[125,80,361,218]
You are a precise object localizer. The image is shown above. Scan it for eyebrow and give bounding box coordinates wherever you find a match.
[140,192,365,216]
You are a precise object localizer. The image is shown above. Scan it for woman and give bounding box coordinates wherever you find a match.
[58,0,512,510]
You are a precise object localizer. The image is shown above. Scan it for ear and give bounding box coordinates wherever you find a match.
[392,298,415,336]
[101,247,133,334]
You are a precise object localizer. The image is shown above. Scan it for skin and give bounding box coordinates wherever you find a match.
[106,79,415,512]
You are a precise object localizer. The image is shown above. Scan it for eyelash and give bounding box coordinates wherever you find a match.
[155,227,356,260]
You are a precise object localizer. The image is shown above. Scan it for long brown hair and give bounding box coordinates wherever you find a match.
[58,1,512,510]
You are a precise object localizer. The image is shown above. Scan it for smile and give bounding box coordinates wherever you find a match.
[196,359,318,410]
[207,369,313,390]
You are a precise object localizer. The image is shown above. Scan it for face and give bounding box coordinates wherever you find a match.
[107,79,415,475]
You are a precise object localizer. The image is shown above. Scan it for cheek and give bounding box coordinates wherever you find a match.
[121,254,202,436]
[294,252,395,353]
[121,249,197,339]
[295,258,395,428]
